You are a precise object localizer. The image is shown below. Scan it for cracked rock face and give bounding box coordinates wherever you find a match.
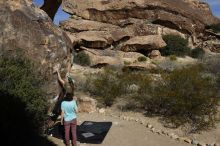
[60,0,220,67]
[0,0,72,97]
[62,0,219,35]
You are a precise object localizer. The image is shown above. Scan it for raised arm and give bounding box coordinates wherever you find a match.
[75,106,78,113]
[60,110,64,125]
[57,70,65,86]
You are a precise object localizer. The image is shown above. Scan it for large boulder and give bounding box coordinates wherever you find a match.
[77,31,113,49]
[0,0,72,97]
[80,48,148,67]
[61,0,220,59]
[77,96,97,113]
[149,50,161,59]
[121,35,166,52]
[62,0,219,35]
[60,19,120,32]
[82,49,122,67]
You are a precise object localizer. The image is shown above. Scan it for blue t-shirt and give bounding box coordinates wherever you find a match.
[61,100,77,121]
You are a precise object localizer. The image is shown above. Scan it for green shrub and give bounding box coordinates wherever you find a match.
[145,19,154,24]
[73,51,91,66]
[138,56,147,62]
[139,65,219,132]
[124,61,131,65]
[86,67,121,106]
[202,55,220,74]
[160,35,191,57]
[86,68,151,106]
[0,57,48,132]
[206,23,220,33]
[152,60,160,65]
[191,47,205,59]
[84,65,219,132]
[169,55,177,61]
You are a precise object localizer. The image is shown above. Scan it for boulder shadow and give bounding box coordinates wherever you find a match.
[47,121,112,144]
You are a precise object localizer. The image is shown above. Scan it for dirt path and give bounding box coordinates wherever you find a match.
[48,112,191,146]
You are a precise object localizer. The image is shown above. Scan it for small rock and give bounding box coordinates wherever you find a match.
[168,133,174,136]
[161,130,166,135]
[150,128,155,132]
[98,108,105,114]
[198,142,206,146]
[147,124,153,129]
[213,144,220,146]
[183,138,192,144]
[178,137,192,143]
[149,50,161,59]
[191,139,199,145]
[135,119,139,122]
[140,120,145,125]
[170,133,178,139]
[155,130,161,135]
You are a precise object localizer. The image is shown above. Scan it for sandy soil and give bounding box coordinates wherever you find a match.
[48,111,192,146]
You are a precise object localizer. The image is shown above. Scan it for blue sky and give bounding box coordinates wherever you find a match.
[33,0,220,25]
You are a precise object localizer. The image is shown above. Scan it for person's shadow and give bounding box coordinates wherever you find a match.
[46,121,112,144]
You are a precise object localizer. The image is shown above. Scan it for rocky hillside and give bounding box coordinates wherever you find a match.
[60,0,220,67]
[1,0,220,93]
[0,0,72,97]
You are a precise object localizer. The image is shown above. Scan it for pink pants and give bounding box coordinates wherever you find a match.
[64,119,77,146]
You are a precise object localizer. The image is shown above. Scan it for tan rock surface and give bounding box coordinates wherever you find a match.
[62,0,220,34]
[77,96,97,113]
[121,35,166,52]
[0,0,72,97]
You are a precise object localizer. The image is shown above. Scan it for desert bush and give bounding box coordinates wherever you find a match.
[160,35,191,57]
[85,65,219,132]
[124,61,131,65]
[157,60,179,72]
[118,70,152,95]
[206,23,220,33]
[169,55,177,61]
[138,56,147,62]
[73,51,91,66]
[145,19,154,24]
[86,68,152,106]
[202,55,220,74]
[0,57,48,132]
[86,67,121,106]
[191,47,205,59]
[139,65,219,132]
